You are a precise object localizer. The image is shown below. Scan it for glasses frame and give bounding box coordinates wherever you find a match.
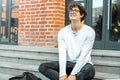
[69,9,80,13]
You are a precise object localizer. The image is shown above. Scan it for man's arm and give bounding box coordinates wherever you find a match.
[71,29,95,75]
[58,30,67,77]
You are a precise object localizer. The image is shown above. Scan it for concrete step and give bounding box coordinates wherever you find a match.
[0,56,47,66]
[0,61,49,80]
[0,45,120,79]
[0,45,58,53]
[0,45,120,64]
[95,72,120,79]
[92,50,120,57]
[0,51,58,65]
[1,46,120,63]
[0,49,58,59]
[1,49,120,65]
[0,49,58,57]
[92,50,120,62]
[93,60,120,67]
[0,73,13,80]
[0,50,120,74]
[0,61,120,80]
[93,60,120,74]
[92,56,120,62]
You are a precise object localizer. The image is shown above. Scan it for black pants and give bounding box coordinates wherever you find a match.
[39,61,95,80]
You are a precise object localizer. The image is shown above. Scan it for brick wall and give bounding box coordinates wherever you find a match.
[18,0,65,48]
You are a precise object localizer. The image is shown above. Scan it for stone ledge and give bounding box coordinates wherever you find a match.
[0,45,120,55]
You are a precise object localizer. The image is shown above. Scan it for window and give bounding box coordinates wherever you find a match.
[92,0,103,41]
[10,0,19,43]
[110,0,120,42]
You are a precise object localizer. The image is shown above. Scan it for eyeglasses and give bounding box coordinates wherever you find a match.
[69,10,80,13]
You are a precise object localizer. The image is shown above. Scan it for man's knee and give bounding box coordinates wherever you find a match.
[76,72,84,80]
[39,63,47,73]
[75,64,95,80]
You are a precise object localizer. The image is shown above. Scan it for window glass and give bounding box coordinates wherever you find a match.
[92,0,103,41]
[110,0,120,42]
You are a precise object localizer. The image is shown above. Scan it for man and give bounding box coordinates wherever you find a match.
[39,1,95,80]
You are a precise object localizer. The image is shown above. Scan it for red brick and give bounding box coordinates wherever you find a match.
[46,3,53,6]
[39,21,47,24]
[39,28,47,31]
[51,25,59,27]
[47,36,53,38]
[25,5,31,8]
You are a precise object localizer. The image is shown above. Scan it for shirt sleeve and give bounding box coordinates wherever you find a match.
[58,30,67,77]
[71,29,95,75]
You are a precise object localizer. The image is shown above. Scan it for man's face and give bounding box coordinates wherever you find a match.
[69,7,82,21]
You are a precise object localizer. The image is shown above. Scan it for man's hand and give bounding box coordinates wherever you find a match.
[59,75,67,80]
[67,75,76,80]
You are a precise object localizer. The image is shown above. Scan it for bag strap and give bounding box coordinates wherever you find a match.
[9,75,23,80]
[23,72,41,80]
[9,72,41,80]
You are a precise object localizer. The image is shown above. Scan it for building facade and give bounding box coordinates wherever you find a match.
[0,0,120,50]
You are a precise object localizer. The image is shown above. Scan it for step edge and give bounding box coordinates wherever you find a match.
[0,45,58,53]
[93,60,120,67]
[0,53,58,61]
[0,45,120,54]
[95,72,120,79]
[0,61,39,72]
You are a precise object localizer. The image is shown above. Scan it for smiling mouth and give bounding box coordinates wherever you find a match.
[70,13,77,16]
[70,14,76,17]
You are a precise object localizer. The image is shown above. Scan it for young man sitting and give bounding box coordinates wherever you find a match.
[39,1,95,80]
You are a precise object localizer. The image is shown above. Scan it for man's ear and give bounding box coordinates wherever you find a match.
[80,14,84,18]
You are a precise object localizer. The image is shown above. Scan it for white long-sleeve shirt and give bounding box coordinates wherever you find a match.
[58,24,95,77]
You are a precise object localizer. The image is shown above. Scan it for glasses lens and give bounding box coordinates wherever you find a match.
[69,10,79,13]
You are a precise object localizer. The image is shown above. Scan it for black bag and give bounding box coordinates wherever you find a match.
[9,72,41,80]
